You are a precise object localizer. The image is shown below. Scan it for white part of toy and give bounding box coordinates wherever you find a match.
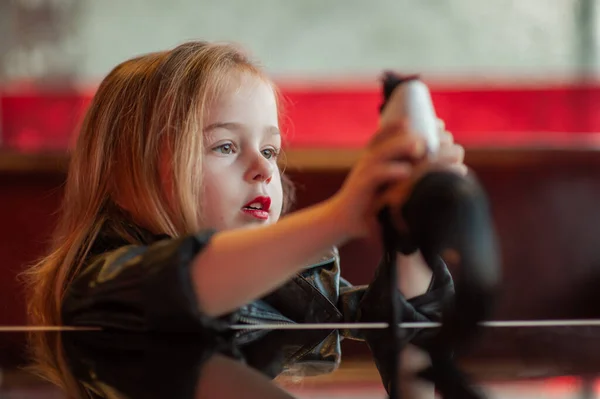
[380,79,440,155]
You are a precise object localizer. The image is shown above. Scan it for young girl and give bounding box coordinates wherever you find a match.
[22,41,463,393]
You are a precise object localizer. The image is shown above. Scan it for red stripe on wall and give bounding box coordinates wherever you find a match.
[3,82,600,152]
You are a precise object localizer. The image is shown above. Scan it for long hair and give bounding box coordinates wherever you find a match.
[20,41,295,394]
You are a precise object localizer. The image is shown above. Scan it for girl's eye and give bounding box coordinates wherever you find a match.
[213,143,234,155]
[262,147,280,160]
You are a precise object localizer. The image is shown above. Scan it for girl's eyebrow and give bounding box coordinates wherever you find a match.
[204,122,280,136]
[204,122,243,132]
[265,126,281,136]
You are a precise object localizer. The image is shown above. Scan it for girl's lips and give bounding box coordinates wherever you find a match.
[241,196,271,220]
[242,196,271,211]
[241,208,269,220]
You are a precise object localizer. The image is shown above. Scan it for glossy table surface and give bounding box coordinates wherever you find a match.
[1,323,600,399]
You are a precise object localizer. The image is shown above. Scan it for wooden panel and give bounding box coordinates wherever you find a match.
[0,173,64,326]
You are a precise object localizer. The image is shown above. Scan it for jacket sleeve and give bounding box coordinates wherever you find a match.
[61,230,236,333]
[337,255,454,341]
[339,256,455,395]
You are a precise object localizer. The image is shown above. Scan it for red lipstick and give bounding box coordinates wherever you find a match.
[242,196,271,220]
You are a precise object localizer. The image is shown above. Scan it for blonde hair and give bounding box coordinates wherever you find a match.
[21,41,293,394]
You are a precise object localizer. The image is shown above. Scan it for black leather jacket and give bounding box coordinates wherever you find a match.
[62,221,454,380]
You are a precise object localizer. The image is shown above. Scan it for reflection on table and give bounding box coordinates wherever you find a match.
[1,325,600,399]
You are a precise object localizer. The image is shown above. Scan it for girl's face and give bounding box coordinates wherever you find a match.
[200,73,283,231]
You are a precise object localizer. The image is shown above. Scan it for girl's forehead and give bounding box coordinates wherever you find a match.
[216,73,274,102]
[206,75,278,121]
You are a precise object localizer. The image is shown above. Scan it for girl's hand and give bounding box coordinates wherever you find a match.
[328,121,427,240]
[429,118,466,175]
